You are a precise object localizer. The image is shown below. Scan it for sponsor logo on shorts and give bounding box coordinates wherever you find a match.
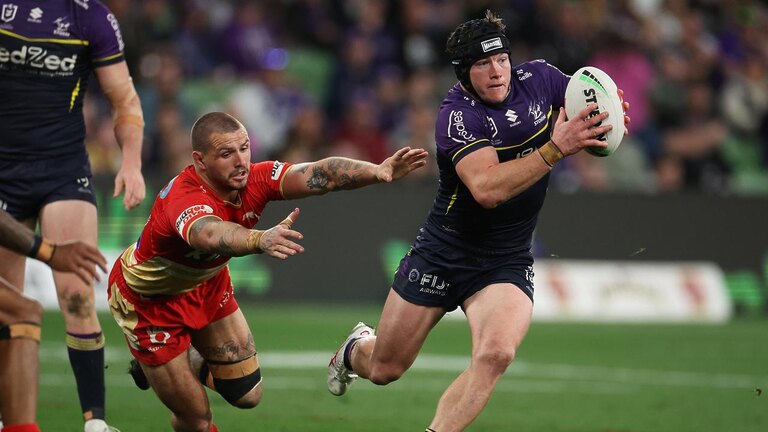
[524,265,535,286]
[219,286,232,308]
[408,268,419,282]
[175,204,214,234]
[147,327,171,345]
[76,177,93,195]
[74,0,89,9]
[417,272,450,297]
[271,161,285,180]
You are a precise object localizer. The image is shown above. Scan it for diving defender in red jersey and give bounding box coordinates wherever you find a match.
[108,112,428,432]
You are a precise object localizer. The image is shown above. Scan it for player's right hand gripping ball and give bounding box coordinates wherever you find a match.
[564,66,626,157]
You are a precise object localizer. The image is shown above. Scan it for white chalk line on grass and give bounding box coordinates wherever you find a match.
[38,345,765,392]
[38,373,626,395]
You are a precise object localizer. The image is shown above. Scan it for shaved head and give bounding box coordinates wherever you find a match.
[191,112,244,153]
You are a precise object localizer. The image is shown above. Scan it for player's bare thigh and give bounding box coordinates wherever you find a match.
[192,307,262,405]
[462,283,533,358]
[39,200,97,245]
[39,200,99,327]
[0,218,36,290]
[192,307,255,361]
[371,288,445,370]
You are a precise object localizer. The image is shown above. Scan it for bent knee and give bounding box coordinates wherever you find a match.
[211,356,263,408]
[231,386,262,409]
[476,347,516,373]
[368,363,406,386]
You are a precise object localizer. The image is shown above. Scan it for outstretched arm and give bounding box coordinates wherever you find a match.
[0,210,107,283]
[96,61,146,211]
[281,147,428,199]
[187,208,305,260]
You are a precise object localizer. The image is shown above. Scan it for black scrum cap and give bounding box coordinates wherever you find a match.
[446,10,511,97]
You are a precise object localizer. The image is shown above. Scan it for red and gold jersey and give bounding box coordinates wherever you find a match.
[119,161,291,295]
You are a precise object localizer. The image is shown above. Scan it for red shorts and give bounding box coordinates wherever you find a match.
[107,264,239,366]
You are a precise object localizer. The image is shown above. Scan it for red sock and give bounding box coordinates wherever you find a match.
[209,424,219,432]
[2,424,41,432]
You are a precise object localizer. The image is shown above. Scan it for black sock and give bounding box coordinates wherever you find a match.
[343,338,359,370]
[66,331,106,421]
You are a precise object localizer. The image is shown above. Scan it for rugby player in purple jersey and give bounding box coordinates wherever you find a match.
[327,10,631,432]
[0,1,145,431]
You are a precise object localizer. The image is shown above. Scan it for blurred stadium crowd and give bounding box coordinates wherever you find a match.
[85,0,768,195]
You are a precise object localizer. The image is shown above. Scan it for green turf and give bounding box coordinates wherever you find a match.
[35,304,768,432]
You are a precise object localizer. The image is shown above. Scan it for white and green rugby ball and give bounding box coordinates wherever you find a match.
[564,66,625,157]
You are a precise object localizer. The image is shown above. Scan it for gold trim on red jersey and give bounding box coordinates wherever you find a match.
[119,243,228,295]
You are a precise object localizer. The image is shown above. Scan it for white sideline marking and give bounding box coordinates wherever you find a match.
[38,345,765,391]
[38,373,626,394]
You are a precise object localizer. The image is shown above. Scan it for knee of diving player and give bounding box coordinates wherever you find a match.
[208,353,263,408]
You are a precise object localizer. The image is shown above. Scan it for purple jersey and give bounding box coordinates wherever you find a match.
[426,60,569,253]
[0,0,125,161]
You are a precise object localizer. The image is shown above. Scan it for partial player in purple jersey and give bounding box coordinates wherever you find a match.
[327,10,631,431]
[0,1,145,431]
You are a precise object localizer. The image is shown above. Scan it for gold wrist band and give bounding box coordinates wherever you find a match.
[37,239,56,263]
[246,230,265,253]
[538,140,564,168]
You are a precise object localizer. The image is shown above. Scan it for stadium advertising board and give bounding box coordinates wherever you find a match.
[25,255,730,322]
[530,260,731,322]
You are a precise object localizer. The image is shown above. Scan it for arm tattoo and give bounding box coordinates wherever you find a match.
[216,226,238,256]
[188,216,214,240]
[306,166,331,191]
[188,216,239,256]
[327,158,363,174]
[336,173,358,190]
[324,158,364,190]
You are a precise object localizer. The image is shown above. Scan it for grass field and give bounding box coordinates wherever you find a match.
[36,304,767,432]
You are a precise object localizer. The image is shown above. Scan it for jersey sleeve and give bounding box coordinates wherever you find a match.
[163,189,220,244]
[249,160,294,201]
[85,0,126,67]
[539,60,570,110]
[435,102,493,166]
